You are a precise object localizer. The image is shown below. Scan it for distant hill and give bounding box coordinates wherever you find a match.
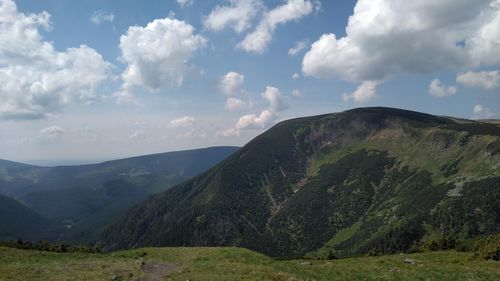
[0,194,61,241]
[0,146,239,243]
[480,119,500,125]
[98,107,500,258]
[1,146,240,197]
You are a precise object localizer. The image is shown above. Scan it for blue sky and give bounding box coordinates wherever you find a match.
[1,0,499,164]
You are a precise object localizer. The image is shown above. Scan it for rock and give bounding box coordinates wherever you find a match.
[389,267,400,272]
[404,258,415,265]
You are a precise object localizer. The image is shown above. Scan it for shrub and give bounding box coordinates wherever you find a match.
[474,234,500,260]
[421,236,457,251]
[0,240,101,254]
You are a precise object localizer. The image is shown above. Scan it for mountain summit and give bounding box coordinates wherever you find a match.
[99,107,500,258]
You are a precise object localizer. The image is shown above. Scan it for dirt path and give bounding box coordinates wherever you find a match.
[135,262,182,281]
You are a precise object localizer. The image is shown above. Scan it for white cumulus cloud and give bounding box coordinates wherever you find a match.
[342,81,379,104]
[473,104,495,119]
[238,0,316,54]
[288,39,309,56]
[218,71,245,95]
[222,86,288,136]
[204,0,262,33]
[90,11,114,25]
[168,116,196,128]
[225,98,249,111]
[456,70,500,90]
[303,0,500,82]
[429,79,458,98]
[39,126,65,139]
[217,86,288,137]
[0,0,111,120]
[117,18,206,98]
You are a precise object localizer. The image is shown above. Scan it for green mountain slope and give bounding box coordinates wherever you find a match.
[99,107,500,257]
[0,146,239,243]
[0,195,61,241]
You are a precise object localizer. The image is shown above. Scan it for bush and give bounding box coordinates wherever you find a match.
[455,239,479,252]
[421,236,457,251]
[474,234,500,260]
[0,240,101,254]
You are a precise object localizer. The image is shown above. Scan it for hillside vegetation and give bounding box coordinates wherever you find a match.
[0,147,239,243]
[0,195,61,241]
[100,107,500,258]
[1,246,499,281]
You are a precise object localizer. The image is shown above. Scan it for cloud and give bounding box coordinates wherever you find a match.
[204,0,262,33]
[292,73,300,80]
[235,110,274,130]
[168,116,196,128]
[225,97,249,111]
[217,128,240,137]
[238,0,316,54]
[90,11,114,25]
[263,85,289,113]
[221,86,288,136]
[0,0,111,120]
[117,18,206,98]
[218,71,250,111]
[74,126,100,144]
[175,130,207,140]
[218,71,244,95]
[428,79,458,98]
[473,104,495,119]
[177,0,193,8]
[112,91,136,105]
[456,70,500,90]
[342,81,378,103]
[303,0,500,82]
[292,89,302,96]
[288,39,309,56]
[39,126,65,139]
[129,130,145,139]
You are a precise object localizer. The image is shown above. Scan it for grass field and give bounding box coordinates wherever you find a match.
[0,246,499,281]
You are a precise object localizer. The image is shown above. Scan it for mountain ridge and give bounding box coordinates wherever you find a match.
[98,107,500,258]
[1,146,240,168]
[0,146,240,243]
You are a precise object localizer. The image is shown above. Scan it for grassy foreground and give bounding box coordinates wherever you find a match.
[0,246,499,281]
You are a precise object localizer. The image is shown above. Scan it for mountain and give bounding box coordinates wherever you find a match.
[1,146,240,198]
[98,107,500,258]
[0,146,239,243]
[0,194,61,241]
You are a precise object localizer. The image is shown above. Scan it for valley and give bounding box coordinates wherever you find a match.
[0,147,239,243]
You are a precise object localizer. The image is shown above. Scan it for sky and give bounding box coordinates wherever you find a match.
[0,0,499,165]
